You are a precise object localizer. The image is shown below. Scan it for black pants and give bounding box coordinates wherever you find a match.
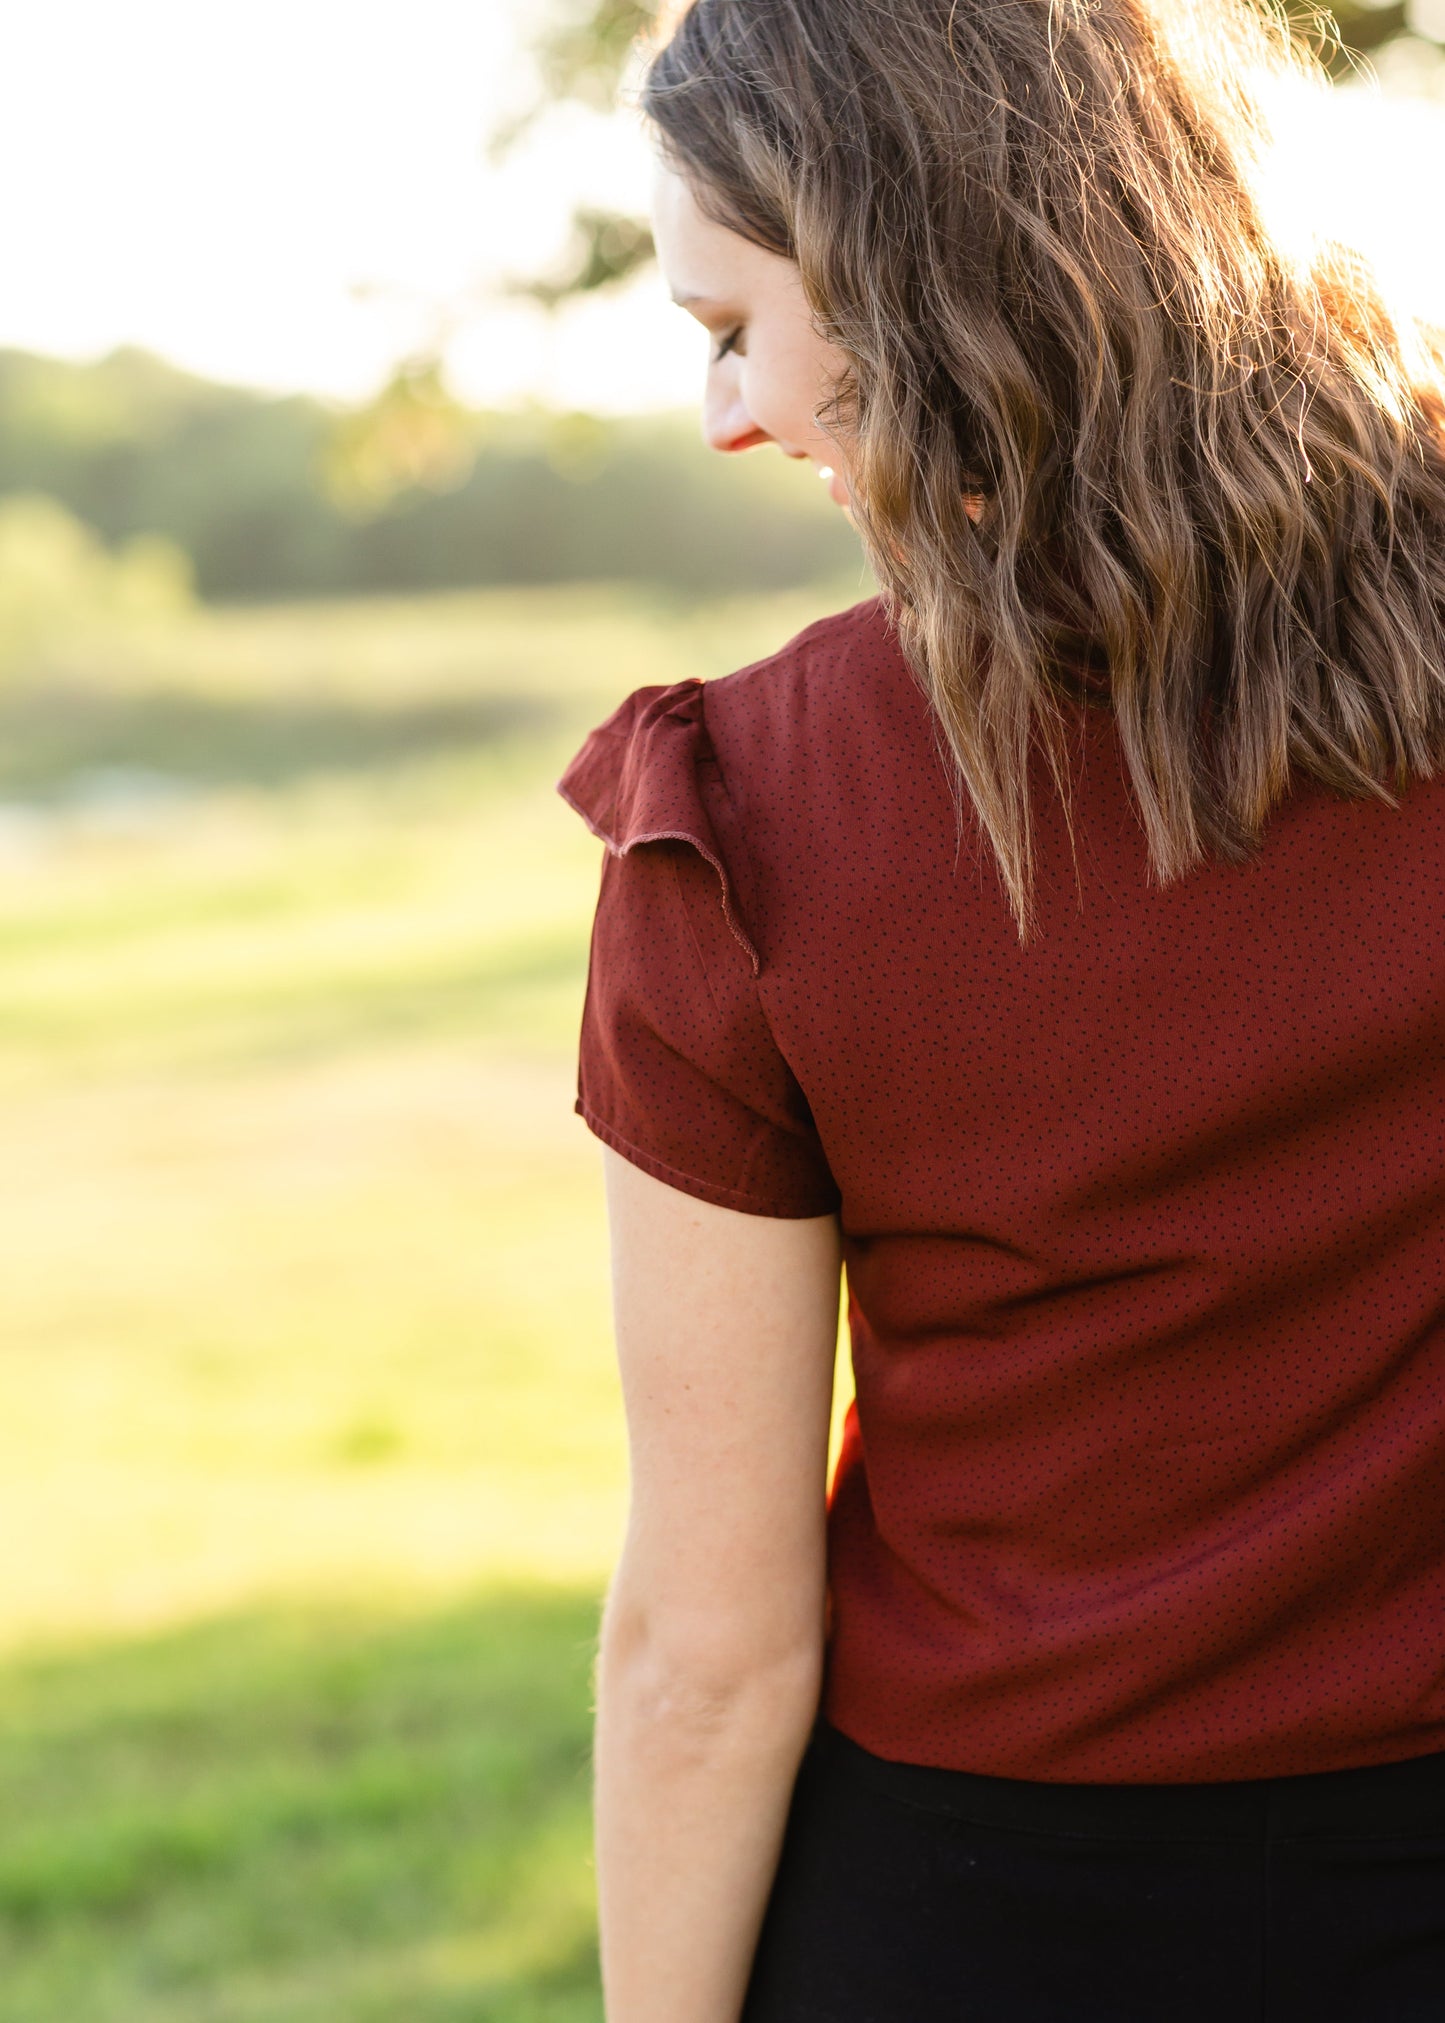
[742,1722,1445,2021]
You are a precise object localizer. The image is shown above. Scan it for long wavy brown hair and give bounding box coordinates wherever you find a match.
[644,0,1445,931]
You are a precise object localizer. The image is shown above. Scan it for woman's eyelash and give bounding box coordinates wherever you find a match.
[713,326,743,362]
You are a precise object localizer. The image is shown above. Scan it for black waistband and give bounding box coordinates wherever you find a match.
[814,1722,1445,1844]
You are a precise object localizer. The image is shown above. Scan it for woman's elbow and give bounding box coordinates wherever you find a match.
[599,1597,824,1747]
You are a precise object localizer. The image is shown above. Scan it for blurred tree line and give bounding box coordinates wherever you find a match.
[0,347,856,604]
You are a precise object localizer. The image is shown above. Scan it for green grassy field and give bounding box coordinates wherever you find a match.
[0,580,864,2019]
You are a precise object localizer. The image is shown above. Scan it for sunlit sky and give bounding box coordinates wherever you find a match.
[5,0,1445,414]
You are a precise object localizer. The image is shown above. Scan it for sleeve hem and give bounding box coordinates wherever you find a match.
[577,1102,840,1221]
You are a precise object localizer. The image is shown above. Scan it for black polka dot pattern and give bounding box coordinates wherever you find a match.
[558,597,1445,1785]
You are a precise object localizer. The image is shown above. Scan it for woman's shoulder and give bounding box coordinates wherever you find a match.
[559,596,910,833]
[557,594,922,969]
[705,593,907,735]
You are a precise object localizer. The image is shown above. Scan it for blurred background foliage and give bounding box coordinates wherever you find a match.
[0,0,1439,2016]
[0,494,192,677]
[0,9,862,1984]
[0,552,857,2019]
[0,346,856,601]
[1314,0,1445,68]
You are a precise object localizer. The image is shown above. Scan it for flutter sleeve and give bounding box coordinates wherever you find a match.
[558,679,840,1218]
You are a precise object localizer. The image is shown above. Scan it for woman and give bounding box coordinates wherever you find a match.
[558,1,1445,2016]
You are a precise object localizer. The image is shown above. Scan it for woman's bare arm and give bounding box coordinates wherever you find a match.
[594,1147,843,2023]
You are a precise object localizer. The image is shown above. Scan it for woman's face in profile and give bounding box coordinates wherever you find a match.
[651,159,854,508]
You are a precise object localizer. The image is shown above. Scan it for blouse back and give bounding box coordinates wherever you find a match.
[560,597,1445,1784]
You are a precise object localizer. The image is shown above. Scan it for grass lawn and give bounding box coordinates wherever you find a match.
[0,580,862,2019]
[0,1594,600,2023]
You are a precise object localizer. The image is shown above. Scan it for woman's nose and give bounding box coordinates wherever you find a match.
[701,376,771,456]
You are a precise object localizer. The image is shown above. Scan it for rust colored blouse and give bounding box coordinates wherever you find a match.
[559,597,1445,1785]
